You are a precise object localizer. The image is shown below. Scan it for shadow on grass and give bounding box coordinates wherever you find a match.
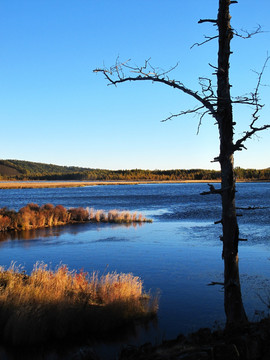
[0,263,158,348]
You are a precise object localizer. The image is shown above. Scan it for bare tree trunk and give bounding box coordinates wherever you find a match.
[94,0,268,327]
[217,0,247,326]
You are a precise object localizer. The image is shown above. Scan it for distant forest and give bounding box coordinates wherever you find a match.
[0,159,269,181]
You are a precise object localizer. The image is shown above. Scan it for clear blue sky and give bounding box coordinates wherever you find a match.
[0,0,269,170]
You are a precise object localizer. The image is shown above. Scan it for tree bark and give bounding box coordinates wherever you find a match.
[217,0,248,326]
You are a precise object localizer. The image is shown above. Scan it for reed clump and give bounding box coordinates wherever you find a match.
[0,262,158,346]
[88,208,152,224]
[0,204,152,232]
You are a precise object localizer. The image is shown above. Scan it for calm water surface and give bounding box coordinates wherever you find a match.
[0,183,269,356]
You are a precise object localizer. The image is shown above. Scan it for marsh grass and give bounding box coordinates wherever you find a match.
[0,204,152,232]
[87,208,152,224]
[0,262,158,346]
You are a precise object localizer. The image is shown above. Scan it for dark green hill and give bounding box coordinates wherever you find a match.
[0,159,269,181]
[0,160,93,180]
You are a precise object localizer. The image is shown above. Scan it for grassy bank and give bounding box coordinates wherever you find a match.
[0,180,222,189]
[0,263,158,346]
[0,203,152,232]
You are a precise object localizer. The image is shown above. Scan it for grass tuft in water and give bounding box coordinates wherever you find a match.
[0,203,152,232]
[0,262,158,346]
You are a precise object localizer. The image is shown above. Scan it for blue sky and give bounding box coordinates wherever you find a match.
[0,0,269,170]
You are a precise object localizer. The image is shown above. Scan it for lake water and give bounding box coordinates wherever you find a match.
[0,183,269,356]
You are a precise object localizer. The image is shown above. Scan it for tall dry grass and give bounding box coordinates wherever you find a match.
[0,263,158,346]
[0,204,152,232]
[87,207,152,224]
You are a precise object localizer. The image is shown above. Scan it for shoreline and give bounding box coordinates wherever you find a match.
[0,180,218,189]
[0,179,267,189]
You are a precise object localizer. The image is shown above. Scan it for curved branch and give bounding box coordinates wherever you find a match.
[197,110,211,135]
[191,35,219,49]
[233,125,270,151]
[233,56,270,151]
[94,60,218,120]
[161,106,205,122]
[232,25,263,39]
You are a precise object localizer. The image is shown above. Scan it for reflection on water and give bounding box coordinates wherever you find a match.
[0,220,269,337]
[0,228,63,242]
[0,183,269,359]
[0,221,144,243]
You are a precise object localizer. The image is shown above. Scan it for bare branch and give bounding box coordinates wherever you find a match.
[209,63,218,70]
[160,106,211,135]
[161,105,205,122]
[211,156,220,163]
[199,77,217,100]
[200,183,222,195]
[200,184,235,196]
[152,62,180,78]
[232,96,264,107]
[191,35,219,49]
[198,19,218,24]
[94,59,218,120]
[196,110,211,135]
[234,125,270,152]
[232,25,263,39]
[214,219,223,225]
[233,56,270,152]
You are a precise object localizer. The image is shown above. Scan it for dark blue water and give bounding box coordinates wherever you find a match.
[1,182,269,222]
[0,183,269,354]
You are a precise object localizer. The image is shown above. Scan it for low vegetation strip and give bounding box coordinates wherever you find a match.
[0,203,152,232]
[0,263,158,346]
[0,180,219,189]
[0,181,153,189]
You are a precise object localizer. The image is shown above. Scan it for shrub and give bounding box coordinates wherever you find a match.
[69,207,89,222]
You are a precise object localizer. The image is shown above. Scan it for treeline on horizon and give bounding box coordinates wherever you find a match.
[0,159,269,181]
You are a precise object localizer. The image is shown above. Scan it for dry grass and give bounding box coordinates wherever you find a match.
[0,181,147,189]
[0,204,152,232]
[0,263,158,346]
[87,208,152,224]
[0,203,74,232]
[0,180,220,189]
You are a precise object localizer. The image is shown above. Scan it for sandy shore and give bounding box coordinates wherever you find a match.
[0,180,221,189]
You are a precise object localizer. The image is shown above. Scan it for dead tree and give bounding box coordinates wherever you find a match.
[94,0,269,327]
